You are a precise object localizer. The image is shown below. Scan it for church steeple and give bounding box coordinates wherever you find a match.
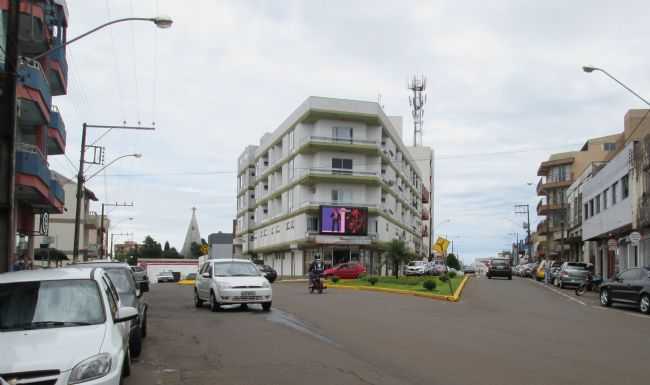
[180,207,201,258]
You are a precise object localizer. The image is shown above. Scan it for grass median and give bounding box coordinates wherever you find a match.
[328,275,464,296]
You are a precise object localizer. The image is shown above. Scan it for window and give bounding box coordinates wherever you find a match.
[331,189,349,202]
[287,189,294,212]
[288,129,295,151]
[618,268,641,281]
[288,159,295,180]
[633,245,639,267]
[622,174,629,199]
[584,203,589,220]
[332,158,353,174]
[307,216,319,232]
[595,194,601,214]
[603,188,608,210]
[612,182,618,204]
[603,143,616,152]
[333,126,353,142]
[589,199,594,217]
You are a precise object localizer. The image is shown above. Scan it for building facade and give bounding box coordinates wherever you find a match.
[234,97,428,277]
[536,134,621,260]
[1,0,69,269]
[407,145,433,257]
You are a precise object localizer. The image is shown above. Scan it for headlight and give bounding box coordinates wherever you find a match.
[218,282,232,289]
[262,281,271,288]
[69,353,111,384]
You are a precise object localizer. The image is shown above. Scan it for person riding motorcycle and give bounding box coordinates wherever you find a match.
[309,256,324,288]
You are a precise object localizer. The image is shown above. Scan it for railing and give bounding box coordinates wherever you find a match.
[421,186,430,203]
[49,173,64,203]
[297,167,379,178]
[18,57,52,108]
[422,209,430,220]
[302,135,378,146]
[16,145,49,186]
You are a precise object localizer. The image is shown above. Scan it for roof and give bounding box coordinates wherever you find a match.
[207,258,253,264]
[208,232,233,244]
[71,261,130,270]
[0,267,97,284]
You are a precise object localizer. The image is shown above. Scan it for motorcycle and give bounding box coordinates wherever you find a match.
[309,273,325,294]
[575,273,603,296]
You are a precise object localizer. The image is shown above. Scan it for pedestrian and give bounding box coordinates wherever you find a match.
[544,259,551,285]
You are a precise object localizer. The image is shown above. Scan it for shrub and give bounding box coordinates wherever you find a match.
[368,276,379,286]
[449,271,457,279]
[439,274,449,283]
[423,279,436,291]
[331,276,340,283]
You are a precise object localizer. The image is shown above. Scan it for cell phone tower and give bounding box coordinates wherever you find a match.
[408,75,427,146]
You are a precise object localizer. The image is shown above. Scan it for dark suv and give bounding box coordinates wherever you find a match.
[72,261,149,357]
[487,259,512,280]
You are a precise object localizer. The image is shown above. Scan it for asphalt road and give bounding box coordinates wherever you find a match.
[127,277,648,385]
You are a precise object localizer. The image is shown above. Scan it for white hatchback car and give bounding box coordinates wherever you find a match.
[0,268,138,385]
[194,259,272,311]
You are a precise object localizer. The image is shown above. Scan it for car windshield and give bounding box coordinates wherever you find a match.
[186,273,196,279]
[213,262,260,277]
[0,279,105,331]
[105,268,136,294]
[493,261,507,266]
[566,263,588,270]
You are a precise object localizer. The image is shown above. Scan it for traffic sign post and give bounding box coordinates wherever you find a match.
[607,238,618,251]
[629,231,641,245]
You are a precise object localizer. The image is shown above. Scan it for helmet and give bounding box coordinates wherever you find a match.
[315,255,321,261]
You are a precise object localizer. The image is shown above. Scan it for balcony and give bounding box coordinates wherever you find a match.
[537,157,574,176]
[299,136,379,154]
[47,106,66,155]
[44,45,68,96]
[17,59,52,126]
[421,186,430,203]
[536,175,574,196]
[422,208,430,220]
[15,144,63,213]
[421,225,429,237]
[12,1,51,55]
[537,200,564,216]
[300,167,379,185]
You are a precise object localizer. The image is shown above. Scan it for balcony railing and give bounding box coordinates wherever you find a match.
[301,136,378,146]
[422,208,430,220]
[17,58,52,124]
[46,42,68,96]
[16,144,49,187]
[49,173,64,203]
[421,186,430,203]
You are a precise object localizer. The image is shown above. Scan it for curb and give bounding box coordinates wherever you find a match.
[329,276,470,302]
[276,278,309,283]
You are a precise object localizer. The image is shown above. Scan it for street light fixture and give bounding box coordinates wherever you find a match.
[33,16,173,60]
[86,153,142,182]
[582,65,650,106]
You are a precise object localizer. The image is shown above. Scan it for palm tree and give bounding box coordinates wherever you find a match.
[382,239,411,279]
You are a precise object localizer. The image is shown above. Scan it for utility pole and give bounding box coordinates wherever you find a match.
[514,204,532,261]
[0,0,19,273]
[99,202,134,258]
[73,123,154,260]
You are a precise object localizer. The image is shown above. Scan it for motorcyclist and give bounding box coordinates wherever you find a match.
[309,255,324,287]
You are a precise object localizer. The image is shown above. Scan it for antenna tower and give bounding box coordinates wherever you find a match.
[408,75,427,146]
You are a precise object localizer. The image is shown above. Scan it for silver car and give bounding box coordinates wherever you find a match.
[556,262,590,288]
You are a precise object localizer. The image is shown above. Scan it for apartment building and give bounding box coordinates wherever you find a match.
[407,145,433,256]
[536,134,621,259]
[1,1,69,267]
[234,97,428,277]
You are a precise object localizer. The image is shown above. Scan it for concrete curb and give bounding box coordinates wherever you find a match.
[276,278,309,283]
[329,276,470,302]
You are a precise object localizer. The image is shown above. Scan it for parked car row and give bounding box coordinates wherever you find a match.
[403,261,449,276]
[1,261,151,384]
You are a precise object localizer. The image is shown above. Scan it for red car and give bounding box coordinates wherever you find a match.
[323,263,366,279]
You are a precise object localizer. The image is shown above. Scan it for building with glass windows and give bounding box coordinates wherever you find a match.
[234,97,429,277]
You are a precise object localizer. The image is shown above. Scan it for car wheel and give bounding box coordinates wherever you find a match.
[508,275,512,280]
[194,289,204,308]
[487,275,491,279]
[600,288,612,307]
[558,280,563,289]
[262,302,272,312]
[640,294,650,314]
[130,328,142,358]
[553,278,559,286]
[141,314,147,339]
[210,292,221,312]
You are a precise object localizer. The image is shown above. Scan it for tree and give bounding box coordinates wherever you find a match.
[190,241,202,259]
[446,253,461,271]
[162,246,181,259]
[382,239,412,279]
[140,236,163,259]
[164,241,170,252]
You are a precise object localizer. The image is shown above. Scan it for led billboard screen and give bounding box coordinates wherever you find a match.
[320,206,368,236]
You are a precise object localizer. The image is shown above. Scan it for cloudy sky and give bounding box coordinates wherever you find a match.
[55,0,650,260]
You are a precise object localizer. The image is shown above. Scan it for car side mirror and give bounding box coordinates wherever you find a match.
[115,306,138,323]
[140,282,149,293]
[202,272,211,278]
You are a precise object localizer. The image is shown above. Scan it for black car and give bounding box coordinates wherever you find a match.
[258,265,278,283]
[72,261,149,356]
[487,259,512,280]
[600,267,650,314]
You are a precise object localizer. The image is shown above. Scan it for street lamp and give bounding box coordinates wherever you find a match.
[33,16,173,60]
[582,65,650,106]
[86,154,142,182]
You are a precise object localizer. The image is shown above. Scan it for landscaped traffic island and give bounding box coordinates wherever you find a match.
[327,275,469,301]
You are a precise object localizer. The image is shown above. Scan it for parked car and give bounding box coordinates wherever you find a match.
[0,268,138,384]
[555,262,589,288]
[157,270,175,283]
[194,259,273,311]
[178,272,197,286]
[487,259,512,279]
[405,260,428,276]
[73,261,148,358]
[534,261,546,281]
[431,263,448,276]
[600,267,650,314]
[547,261,563,285]
[523,262,538,278]
[463,265,476,274]
[257,265,278,283]
[323,262,366,279]
[130,265,149,291]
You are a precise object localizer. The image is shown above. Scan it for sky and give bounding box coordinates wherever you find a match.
[54,0,650,261]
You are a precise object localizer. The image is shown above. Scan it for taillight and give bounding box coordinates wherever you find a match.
[561,271,568,277]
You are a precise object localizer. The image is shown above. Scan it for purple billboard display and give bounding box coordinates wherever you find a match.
[320,206,368,235]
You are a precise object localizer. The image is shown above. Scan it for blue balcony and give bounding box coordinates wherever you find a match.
[17,59,52,126]
[16,147,50,187]
[15,146,64,213]
[47,107,66,155]
[49,174,65,204]
[46,47,68,96]
[15,1,51,55]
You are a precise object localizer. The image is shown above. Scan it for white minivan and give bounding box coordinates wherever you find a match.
[194,259,272,312]
[0,268,138,385]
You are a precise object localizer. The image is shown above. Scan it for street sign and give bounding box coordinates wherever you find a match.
[629,231,641,245]
[607,238,618,251]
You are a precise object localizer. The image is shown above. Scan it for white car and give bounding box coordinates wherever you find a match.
[194,259,272,312]
[405,260,428,276]
[157,270,174,283]
[0,268,138,385]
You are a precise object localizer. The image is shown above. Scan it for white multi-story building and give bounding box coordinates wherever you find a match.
[234,97,428,277]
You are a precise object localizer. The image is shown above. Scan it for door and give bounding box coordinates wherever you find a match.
[624,268,644,303]
[615,269,641,303]
[198,263,212,299]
